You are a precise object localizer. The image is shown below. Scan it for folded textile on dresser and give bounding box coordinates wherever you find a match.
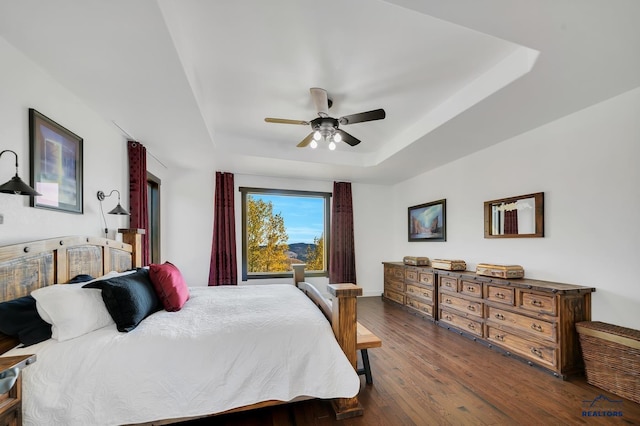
[5,284,360,426]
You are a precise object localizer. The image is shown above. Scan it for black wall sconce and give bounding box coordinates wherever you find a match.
[97,189,129,236]
[0,149,41,196]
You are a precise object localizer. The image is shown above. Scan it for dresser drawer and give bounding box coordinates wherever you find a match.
[406,297,434,317]
[486,326,557,368]
[384,289,405,305]
[460,280,482,298]
[485,284,515,305]
[406,284,433,301]
[439,293,483,318]
[385,279,404,293]
[384,265,405,281]
[439,309,483,337]
[418,270,434,286]
[405,267,419,283]
[438,276,459,293]
[486,306,556,341]
[0,403,20,426]
[520,291,557,315]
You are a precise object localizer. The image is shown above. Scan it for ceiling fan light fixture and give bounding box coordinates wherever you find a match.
[328,141,336,151]
[333,132,342,143]
[310,140,318,149]
[313,130,322,141]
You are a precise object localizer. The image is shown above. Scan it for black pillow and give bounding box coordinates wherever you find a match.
[0,296,52,346]
[84,268,160,332]
[68,274,95,283]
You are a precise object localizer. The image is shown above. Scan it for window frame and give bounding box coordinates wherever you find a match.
[239,187,331,281]
[147,171,161,264]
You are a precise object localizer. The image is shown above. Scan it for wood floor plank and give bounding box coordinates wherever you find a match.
[179,297,640,425]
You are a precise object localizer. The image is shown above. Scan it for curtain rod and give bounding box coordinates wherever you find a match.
[112,120,168,169]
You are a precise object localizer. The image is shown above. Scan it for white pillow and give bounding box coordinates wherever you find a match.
[31,270,137,341]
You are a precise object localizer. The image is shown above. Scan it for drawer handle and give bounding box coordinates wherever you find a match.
[467,305,476,312]
[495,292,505,299]
[495,313,505,320]
[530,347,544,358]
[445,315,453,321]
[466,286,475,292]
[531,323,543,332]
[495,334,505,342]
[422,292,430,298]
[445,298,452,304]
[531,299,544,307]
[467,323,476,330]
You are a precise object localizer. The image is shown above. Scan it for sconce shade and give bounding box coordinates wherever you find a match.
[108,203,130,215]
[0,149,41,196]
[97,190,130,215]
[0,175,42,196]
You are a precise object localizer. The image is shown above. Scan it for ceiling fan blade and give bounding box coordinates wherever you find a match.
[339,108,386,125]
[336,129,361,146]
[265,118,309,125]
[297,132,315,147]
[310,87,329,117]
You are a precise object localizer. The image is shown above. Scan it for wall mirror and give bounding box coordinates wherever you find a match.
[484,192,544,238]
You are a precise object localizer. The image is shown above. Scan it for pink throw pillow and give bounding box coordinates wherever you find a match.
[148,262,189,311]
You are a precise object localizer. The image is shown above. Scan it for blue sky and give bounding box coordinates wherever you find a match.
[256,194,325,244]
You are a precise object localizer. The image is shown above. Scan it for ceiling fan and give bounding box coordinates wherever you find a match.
[264,88,386,150]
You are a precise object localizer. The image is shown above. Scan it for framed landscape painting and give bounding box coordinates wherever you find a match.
[29,108,83,214]
[408,199,446,242]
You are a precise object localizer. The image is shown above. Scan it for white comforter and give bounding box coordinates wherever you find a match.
[6,284,360,426]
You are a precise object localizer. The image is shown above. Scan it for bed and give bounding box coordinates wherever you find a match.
[0,230,363,425]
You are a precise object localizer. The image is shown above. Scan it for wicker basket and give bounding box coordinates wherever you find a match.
[576,321,640,404]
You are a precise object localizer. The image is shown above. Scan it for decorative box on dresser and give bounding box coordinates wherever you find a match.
[383,262,595,378]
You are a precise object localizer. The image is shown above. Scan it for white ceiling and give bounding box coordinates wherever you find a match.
[0,0,639,184]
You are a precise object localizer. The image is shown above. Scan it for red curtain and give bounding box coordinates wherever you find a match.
[127,141,149,265]
[208,172,237,286]
[504,210,519,235]
[329,181,356,284]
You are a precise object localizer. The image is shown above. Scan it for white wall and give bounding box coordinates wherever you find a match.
[166,172,393,297]
[391,87,640,329]
[0,37,133,244]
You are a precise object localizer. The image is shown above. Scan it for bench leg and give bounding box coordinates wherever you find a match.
[360,349,373,385]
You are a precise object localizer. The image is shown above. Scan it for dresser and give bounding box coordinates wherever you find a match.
[383,262,436,320]
[383,262,595,378]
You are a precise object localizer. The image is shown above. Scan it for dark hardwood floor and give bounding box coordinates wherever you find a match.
[182,297,640,425]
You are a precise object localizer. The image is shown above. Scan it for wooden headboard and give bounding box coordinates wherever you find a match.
[0,229,143,353]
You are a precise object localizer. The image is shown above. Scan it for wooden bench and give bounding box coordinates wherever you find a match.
[356,322,382,384]
[291,268,383,386]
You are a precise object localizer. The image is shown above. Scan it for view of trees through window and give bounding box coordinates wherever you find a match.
[241,188,330,279]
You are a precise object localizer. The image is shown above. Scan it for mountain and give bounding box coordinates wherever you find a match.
[287,243,316,262]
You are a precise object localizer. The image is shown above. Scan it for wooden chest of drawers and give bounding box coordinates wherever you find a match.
[383,262,595,378]
[383,263,406,305]
[383,262,436,320]
[436,270,594,378]
[438,274,485,337]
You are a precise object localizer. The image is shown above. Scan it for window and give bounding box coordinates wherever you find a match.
[240,187,331,280]
[147,172,161,264]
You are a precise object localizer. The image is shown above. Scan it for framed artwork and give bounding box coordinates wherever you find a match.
[29,108,83,213]
[408,199,446,242]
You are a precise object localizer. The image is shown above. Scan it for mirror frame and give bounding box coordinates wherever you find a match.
[484,192,544,238]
